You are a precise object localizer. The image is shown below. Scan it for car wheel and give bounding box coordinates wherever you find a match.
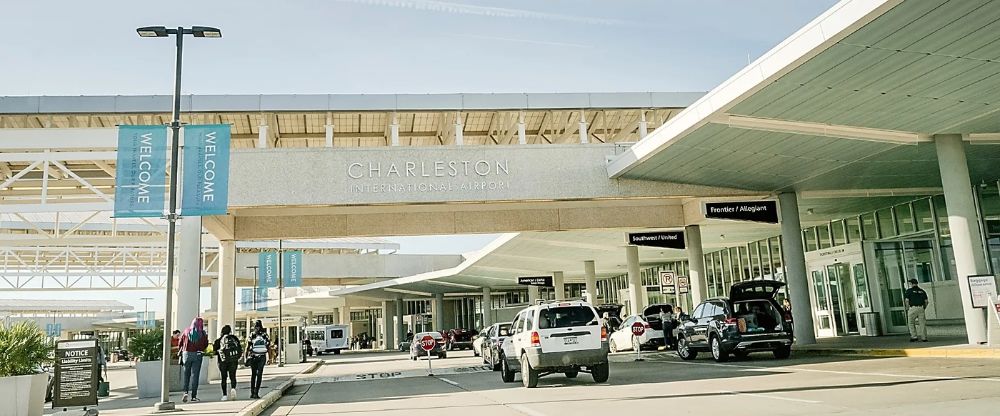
[565,368,579,378]
[521,354,538,388]
[710,336,729,363]
[500,353,516,383]
[610,339,619,354]
[333,349,341,355]
[773,346,791,359]
[411,354,417,361]
[439,352,448,359]
[591,362,609,383]
[491,351,502,371]
[677,336,697,360]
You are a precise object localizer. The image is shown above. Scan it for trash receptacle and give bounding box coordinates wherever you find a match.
[860,312,881,336]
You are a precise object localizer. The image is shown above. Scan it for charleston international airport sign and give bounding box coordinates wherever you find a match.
[113,124,231,218]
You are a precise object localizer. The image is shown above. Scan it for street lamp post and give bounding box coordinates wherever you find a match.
[136,25,221,412]
[140,297,153,332]
[247,265,259,341]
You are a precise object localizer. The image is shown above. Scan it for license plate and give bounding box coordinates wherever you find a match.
[563,337,578,345]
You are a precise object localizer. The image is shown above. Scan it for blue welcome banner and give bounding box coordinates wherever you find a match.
[241,288,253,311]
[256,287,269,312]
[259,251,279,288]
[181,124,231,216]
[283,250,303,288]
[114,125,168,217]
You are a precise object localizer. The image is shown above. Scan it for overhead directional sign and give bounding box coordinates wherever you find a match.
[704,201,779,224]
[518,276,553,287]
[627,231,685,249]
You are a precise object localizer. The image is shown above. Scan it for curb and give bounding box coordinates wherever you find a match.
[797,348,1000,359]
[235,360,324,416]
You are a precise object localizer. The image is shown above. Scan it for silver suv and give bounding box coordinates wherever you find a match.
[499,300,610,388]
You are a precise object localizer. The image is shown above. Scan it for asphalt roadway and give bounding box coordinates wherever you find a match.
[264,348,1000,416]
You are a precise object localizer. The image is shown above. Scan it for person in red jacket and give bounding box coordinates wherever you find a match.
[179,317,209,403]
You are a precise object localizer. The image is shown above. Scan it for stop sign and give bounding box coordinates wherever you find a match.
[631,322,646,336]
[419,335,436,351]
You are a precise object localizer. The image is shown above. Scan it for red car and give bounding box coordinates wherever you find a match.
[443,328,479,351]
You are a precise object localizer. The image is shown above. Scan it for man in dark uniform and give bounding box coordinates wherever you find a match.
[904,278,929,342]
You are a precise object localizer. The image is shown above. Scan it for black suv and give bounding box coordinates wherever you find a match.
[676,280,793,362]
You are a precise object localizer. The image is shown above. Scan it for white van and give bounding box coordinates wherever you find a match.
[305,324,350,355]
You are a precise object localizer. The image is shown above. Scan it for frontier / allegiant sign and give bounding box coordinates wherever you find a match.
[704,201,779,224]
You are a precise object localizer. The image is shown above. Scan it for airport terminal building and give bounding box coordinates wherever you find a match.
[2,0,999,350]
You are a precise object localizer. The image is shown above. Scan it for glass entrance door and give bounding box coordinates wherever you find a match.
[811,263,862,337]
[871,240,938,334]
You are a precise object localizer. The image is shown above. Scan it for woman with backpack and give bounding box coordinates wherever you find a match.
[213,325,243,401]
[245,320,270,399]
[179,317,209,403]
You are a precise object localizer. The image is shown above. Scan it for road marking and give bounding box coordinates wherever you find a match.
[298,365,491,384]
[724,390,822,404]
[438,377,460,387]
[659,359,1000,383]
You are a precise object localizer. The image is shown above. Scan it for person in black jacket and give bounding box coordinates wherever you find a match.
[213,325,242,401]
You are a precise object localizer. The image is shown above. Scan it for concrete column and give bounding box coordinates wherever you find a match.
[578,111,589,144]
[778,192,817,345]
[527,286,539,304]
[638,111,648,139]
[390,112,400,146]
[626,245,643,316]
[216,240,236,339]
[584,260,597,304]
[382,301,394,350]
[454,113,464,146]
[307,311,314,326]
[517,112,527,145]
[324,112,334,148]
[935,134,989,344]
[553,271,566,300]
[339,306,350,327]
[685,225,708,306]
[174,216,202,330]
[433,293,445,331]
[395,298,405,346]
[258,119,268,148]
[482,287,493,327]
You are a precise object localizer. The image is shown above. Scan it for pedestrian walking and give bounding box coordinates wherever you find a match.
[246,320,271,399]
[179,317,209,403]
[213,324,243,401]
[904,279,929,342]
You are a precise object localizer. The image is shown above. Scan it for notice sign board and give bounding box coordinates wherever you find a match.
[968,274,998,309]
[704,201,779,224]
[54,339,99,409]
[659,271,676,294]
[627,231,685,249]
[518,276,553,287]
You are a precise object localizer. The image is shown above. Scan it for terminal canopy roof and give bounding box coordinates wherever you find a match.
[609,0,1000,193]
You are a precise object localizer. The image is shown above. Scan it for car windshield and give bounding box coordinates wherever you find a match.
[537,306,597,329]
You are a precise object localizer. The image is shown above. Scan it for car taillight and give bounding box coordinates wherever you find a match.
[724,318,739,325]
[644,323,652,329]
[530,331,540,347]
[601,326,608,342]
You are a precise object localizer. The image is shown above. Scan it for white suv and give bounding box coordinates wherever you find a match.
[499,300,610,388]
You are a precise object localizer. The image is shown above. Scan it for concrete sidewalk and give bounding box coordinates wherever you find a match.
[795,334,1000,359]
[47,360,322,416]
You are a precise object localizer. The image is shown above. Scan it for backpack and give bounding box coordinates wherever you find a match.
[220,335,241,363]
[250,334,269,355]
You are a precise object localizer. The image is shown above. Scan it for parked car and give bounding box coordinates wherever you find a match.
[472,328,487,357]
[481,323,512,370]
[409,331,448,360]
[595,303,624,335]
[608,314,661,353]
[499,300,609,388]
[444,328,479,351]
[676,280,793,362]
